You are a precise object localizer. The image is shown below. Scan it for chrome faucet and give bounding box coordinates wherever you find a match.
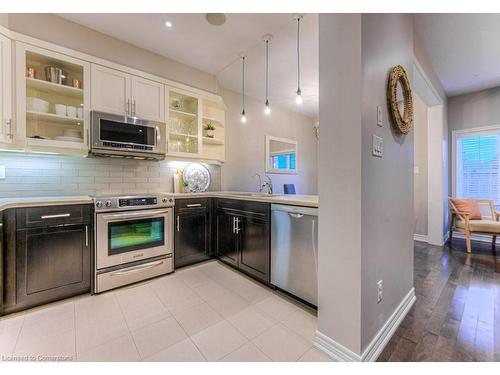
[254,173,263,192]
[253,173,273,194]
[262,175,273,195]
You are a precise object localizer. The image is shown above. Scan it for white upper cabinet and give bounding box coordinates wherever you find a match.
[91,64,130,116]
[91,64,165,122]
[16,42,90,153]
[131,76,165,122]
[0,34,12,144]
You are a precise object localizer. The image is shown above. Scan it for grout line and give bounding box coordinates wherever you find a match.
[73,302,77,361]
[9,314,26,357]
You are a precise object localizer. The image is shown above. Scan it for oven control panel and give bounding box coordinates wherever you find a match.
[93,193,174,212]
[119,197,157,207]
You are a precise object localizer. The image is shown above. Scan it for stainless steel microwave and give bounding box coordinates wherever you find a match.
[90,111,166,160]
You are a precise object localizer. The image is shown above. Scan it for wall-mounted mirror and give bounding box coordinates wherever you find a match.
[265,136,298,174]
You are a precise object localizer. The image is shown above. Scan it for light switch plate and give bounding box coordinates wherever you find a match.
[0,166,5,179]
[372,135,383,157]
[377,106,383,127]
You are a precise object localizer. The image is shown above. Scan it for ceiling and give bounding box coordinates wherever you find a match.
[58,13,318,118]
[414,14,500,97]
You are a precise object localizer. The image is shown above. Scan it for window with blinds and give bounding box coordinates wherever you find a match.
[455,130,500,204]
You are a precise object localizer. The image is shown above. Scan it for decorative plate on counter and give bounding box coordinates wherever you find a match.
[183,163,211,193]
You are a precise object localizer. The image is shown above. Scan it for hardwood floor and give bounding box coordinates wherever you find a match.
[379,238,500,361]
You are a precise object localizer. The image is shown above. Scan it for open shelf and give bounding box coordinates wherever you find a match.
[202,137,224,145]
[26,77,83,98]
[27,137,86,150]
[202,117,224,127]
[27,111,83,125]
[170,108,197,118]
[169,132,198,139]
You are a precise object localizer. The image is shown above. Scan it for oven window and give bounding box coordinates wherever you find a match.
[100,119,155,146]
[108,217,164,255]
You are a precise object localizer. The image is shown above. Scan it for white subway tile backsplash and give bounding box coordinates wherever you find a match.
[0,153,221,198]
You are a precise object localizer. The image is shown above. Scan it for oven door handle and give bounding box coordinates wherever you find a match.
[101,209,170,221]
[109,259,165,276]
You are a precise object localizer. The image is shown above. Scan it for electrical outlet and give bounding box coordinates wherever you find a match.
[377,280,383,304]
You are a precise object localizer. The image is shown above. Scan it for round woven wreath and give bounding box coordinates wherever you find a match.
[387,65,413,135]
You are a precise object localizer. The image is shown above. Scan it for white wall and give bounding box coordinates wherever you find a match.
[413,94,428,236]
[317,13,414,358]
[221,88,318,194]
[317,13,363,354]
[0,153,221,198]
[360,13,414,351]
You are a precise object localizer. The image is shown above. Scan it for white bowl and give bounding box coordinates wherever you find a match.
[55,104,66,116]
[27,97,49,113]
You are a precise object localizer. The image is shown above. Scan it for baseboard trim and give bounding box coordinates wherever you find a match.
[413,234,428,243]
[313,287,416,362]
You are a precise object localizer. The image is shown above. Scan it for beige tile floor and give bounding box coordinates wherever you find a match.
[0,260,332,362]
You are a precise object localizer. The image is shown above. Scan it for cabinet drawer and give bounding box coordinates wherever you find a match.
[175,198,209,212]
[215,199,269,220]
[16,204,91,229]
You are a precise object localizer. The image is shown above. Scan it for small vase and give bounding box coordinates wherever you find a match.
[205,129,215,138]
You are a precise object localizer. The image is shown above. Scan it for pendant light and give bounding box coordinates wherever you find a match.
[239,53,247,123]
[294,15,303,105]
[263,34,272,115]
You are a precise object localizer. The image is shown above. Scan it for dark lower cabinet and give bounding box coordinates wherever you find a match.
[2,204,92,314]
[174,199,211,268]
[238,215,270,282]
[215,199,270,284]
[16,224,91,309]
[216,211,239,267]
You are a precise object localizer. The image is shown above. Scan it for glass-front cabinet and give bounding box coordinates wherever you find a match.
[15,42,90,153]
[166,87,202,157]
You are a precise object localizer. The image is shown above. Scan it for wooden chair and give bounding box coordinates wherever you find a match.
[448,198,500,253]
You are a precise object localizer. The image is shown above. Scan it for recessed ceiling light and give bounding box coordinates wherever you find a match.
[164,20,173,28]
[206,13,226,26]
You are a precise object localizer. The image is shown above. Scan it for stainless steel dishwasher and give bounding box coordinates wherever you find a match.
[271,204,318,306]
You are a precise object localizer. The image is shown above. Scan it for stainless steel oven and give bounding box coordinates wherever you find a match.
[90,111,166,160]
[93,193,174,293]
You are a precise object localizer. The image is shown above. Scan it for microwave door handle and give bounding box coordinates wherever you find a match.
[155,126,160,147]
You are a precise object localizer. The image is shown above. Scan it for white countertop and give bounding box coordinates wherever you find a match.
[174,192,318,208]
[0,192,318,211]
[0,195,93,211]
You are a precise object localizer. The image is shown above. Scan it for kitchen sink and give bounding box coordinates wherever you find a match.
[225,192,284,198]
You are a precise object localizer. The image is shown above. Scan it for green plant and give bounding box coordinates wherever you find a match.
[204,122,216,131]
[182,180,189,187]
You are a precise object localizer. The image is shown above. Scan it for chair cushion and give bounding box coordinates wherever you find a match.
[450,198,482,220]
[456,219,500,233]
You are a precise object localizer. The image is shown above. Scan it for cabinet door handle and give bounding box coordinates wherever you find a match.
[85,225,89,247]
[235,217,241,234]
[176,215,180,232]
[232,216,236,233]
[5,119,13,139]
[186,204,202,208]
[126,99,130,115]
[133,100,136,116]
[41,213,70,219]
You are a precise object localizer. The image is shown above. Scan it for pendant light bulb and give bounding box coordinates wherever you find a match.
[295,89,303,105]
[241,110,247,123]
[263,34,273,116]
